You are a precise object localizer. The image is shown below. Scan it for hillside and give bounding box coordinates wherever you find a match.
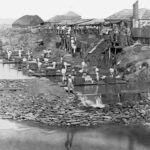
[0,27,70,61]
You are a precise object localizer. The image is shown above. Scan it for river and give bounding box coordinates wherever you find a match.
[0,62,150,150]
[0,62,33,79]
[0,119,150,150]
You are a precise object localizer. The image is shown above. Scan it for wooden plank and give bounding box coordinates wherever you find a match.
[0,88,23,91]
[83,93,100,96]
[88,39,104,54]
[79,90,149,96]
[120,90,149,94]
[60,80,127,87]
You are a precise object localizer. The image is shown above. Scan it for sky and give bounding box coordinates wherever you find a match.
[1,0,150,20]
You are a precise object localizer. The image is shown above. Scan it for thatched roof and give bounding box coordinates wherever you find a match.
[12,15,44,28]
[64,11,81,17]
[105,8,150,21]
[48,11,81,23]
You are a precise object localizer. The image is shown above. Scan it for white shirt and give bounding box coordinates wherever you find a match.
[68,77,73,84]
[64,62,67,66]
[109,68,114,73]
[52,61,56,68]
[44,58,49,62]
[18,50,22,57]
[61,57,63,62]
[61,68,66,74]
[82,61,86,67]
[23,58,27,62]
[7,51,12,54]
[71,39,74,44]
[38,61,42,67]
[96,68,99,72]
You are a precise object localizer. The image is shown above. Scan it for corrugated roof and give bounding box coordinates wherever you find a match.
[105,9,133,21]
[78,18,104,25]
[57,19,93,25]
[139,8,150,20]
[74,19,93,25]
[105,8,150,21]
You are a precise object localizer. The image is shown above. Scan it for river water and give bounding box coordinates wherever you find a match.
[1,61,150,105]
[0,119,150,150]
[0,63,32,79]
[5,61,150,104]
[46,75,150,104]
[0,62,150,149]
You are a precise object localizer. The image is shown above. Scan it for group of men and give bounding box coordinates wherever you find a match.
[6,48,32,61]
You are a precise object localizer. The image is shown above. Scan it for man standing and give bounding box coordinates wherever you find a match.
[95,66,100,82]
[67,74,74,94]
[60,56,64,63]
[6,49,12,60]
[18,49,22,58]
[27,50,31,60]
[81,60,87,72]
[61,67,67,84]
[52,61,56,69]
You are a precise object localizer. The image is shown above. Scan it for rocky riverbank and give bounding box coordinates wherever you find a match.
[0,79,149,126]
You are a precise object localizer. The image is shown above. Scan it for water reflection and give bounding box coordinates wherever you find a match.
[2,61,150,105]
[63,125,150,150]
[65,129,74,150]
[75,82,150,95]
[74,82,150,105]
[1,120,150,150]
[0,63,33,79]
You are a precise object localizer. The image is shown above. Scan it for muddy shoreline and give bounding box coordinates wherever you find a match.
[0,79,149,126]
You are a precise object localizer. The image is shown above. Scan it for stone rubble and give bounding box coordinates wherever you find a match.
[0,79,149,126]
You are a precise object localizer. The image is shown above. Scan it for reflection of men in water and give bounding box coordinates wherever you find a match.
[65,129,75,150]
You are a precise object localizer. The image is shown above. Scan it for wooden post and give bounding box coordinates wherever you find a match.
[114,46,117,79]
[109,47,111,67]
